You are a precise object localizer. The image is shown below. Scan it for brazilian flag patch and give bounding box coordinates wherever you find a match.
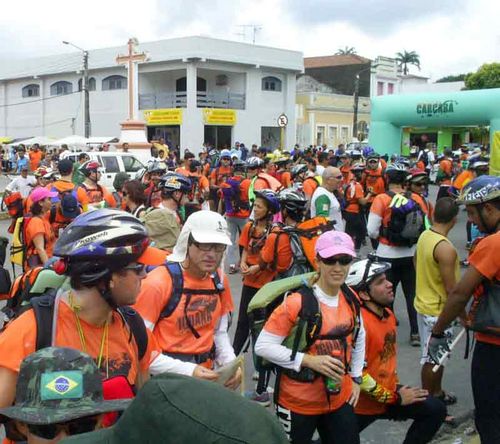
[41,371,83,401]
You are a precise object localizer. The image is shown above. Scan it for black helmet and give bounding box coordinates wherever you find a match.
[232,160,247,173]
[254,189,280,214]
[290,164,308,179]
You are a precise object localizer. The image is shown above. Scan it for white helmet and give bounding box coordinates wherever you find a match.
[345,258,391,290]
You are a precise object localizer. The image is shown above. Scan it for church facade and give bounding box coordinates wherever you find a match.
[0,36,303,152]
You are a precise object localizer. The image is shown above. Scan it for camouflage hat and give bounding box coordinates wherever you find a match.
[0,347,131,425]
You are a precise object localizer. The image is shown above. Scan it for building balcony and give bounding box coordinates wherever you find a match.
[139,92,187,110]
[196,91,245,110]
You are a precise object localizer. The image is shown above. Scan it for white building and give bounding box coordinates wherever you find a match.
[0,36,303,152]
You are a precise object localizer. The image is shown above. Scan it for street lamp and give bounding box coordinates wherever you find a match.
[352,64,377,140]
[63,41,91,138]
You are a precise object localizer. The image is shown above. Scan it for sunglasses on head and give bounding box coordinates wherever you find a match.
[123,263,146,274]
[28,415,99,440]
[319,255,353,266]
[191,240,227,253]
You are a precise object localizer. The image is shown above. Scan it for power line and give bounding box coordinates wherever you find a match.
[0,90,81,108]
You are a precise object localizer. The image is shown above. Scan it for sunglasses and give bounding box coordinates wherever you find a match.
[28,415,99,440]
[123,263,146,274]
[319,255,353,266]
[221,157,231,161]
[191,240,227,253]
[368,159,378,163]
[412,181,427,187]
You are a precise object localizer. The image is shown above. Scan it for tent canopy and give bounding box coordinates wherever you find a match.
[14,136,55,146]
[49,135,89,147]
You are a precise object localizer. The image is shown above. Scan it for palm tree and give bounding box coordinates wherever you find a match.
[395,50,421,75]
[336,46,357,55]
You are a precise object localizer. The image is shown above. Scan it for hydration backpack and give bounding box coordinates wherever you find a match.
[381,191,425,247]
[468,279,500,337]
[221,176,249,215]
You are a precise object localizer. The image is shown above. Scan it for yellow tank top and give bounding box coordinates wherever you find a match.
[415,229,460,316]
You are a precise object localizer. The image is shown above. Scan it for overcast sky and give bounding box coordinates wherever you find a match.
[1,0,499,80]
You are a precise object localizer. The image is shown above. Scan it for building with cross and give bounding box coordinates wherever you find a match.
[0,36,303,152]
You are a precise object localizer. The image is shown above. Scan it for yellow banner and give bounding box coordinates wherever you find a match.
[143,109,182,126]
[492,131,500,176]
[203,109,236,126]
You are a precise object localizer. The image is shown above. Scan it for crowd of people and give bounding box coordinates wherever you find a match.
[0,139,497,444]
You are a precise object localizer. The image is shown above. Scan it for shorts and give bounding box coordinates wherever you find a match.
[417,313,454,366]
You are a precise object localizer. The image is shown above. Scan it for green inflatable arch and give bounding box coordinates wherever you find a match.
[370,88,500,174]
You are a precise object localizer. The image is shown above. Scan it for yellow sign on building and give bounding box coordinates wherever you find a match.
[203,109,237,126]
[143,109,183,125]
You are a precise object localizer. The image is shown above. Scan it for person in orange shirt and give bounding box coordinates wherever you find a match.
[430,176,500,444]
[347,259,446,443]
[185,160,211,218]
[290,163,319,201]
[407,168,434,224]
[362,153,386,204]
[133,210,242,389]
[339,153,353,186]
[209,150,233,211]
[28,144,43,172]
[436,149,454,200]
[76,161,116,211]
[143,160,167,208]
[0,209,167,442]
[24,187,57,270]
[255,231,364,443]
[344,163,370,251]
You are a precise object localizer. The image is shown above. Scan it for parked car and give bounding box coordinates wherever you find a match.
[60,151,145,189]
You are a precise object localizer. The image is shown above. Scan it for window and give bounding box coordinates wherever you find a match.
[340,126,349,142]
[99,156,120,173]
[262,76,282,92]
[316,125,326,146]
[50,81,72,96]
[387,83,394,95]
[377,81,384,96]
[176,76,207,92]
[102,75,127,91]
[328,125,338,141]
[122,156,144,173]
[22,84,40,98]
[78,77,96,92]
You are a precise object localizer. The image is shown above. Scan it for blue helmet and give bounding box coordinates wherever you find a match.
[254,189,280,214]
[457,175,500,205]
[159,172,192,193]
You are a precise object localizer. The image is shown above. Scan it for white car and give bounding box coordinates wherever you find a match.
[60,151,145,189]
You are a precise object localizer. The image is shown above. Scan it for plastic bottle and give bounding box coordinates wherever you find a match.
[324,350,342,395]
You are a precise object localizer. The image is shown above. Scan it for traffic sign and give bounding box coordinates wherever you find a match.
[277,113,288,127]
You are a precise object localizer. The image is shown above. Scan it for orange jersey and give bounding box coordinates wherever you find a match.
[133,266,234,365]
[210,165,233,187]
[453,170,474,191]
[260,228,293,273]
[370,192,430,246]
[264,290,355,415]
[0,299,160,385]
[239,221,275,288]
[29,150,42,172]
[281,171,292,188]
[302,177,320,199]
[24,215,55,265]
[362,168,385,202]
[468,231,500,346]
[355,306,398,415]
[438,159,453,185]
[340,165,353,186]
[77,183,116,211]
[344,180,364,214]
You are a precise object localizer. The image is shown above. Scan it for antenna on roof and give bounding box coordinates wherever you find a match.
[236,25,263,44]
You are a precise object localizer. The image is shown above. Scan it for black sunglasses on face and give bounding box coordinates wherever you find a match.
[319,255,353,266]
[28,416,99,440]
[123,263,146,274]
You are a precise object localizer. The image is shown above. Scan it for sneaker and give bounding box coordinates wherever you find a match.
[410,333,421,347]
[244,390,271,407]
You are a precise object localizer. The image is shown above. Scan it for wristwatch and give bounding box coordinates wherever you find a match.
[351,376,363,385]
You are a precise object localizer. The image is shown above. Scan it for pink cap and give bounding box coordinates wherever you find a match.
[315,231,356,259]
[30,187,58,203]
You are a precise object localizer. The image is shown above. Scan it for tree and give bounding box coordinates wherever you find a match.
[395,50,421,75]
[336,46,357,55]
[464,63,500,90]
[436,73,469,83]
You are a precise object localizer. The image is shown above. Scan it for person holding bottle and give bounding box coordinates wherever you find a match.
[255,231,365,444]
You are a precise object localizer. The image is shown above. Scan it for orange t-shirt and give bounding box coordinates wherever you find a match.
[344,181,364,213]
[77,183,117,211]
[416,160,426,171]
[133,266,234,364]
[175,166,190,177]
[260,228,293,273]
[355,307,398,415]
[29,150,42,172]
[362,168,386,202]
[468,231,500,346]
[210,165,233,187]
[438,159,453,185]
[453,170,474,190]
[239,222,276,288]
[0,299,160,385]
[25,215,55,262]
[340,165,353,186]
[370,192,430,246]
[264,291,355,415]
[281,171,292,189]
[302,177,319,199]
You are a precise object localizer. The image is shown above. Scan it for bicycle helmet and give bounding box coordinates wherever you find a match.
[232,160,247,173]
[351,162,366,172]
[113,172,130,191]
[385,163,408,183]
[146,160,167,175]
[469,157,489,171]
[79,161,101,178]
[220,149,231,159]
[407,168,428,182]
[246,157,265,169]
[290,163,308,179]
[366,152,381,161]
[346,257,391,292]
[34,167,49,178]
[457,175,500,205]
[254,189,280,214]
[278,188,307,214]
[159,172,192,193]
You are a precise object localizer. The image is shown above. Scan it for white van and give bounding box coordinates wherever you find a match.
[60,151,145,189]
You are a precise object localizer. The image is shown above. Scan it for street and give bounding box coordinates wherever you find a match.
[0,180,475,443]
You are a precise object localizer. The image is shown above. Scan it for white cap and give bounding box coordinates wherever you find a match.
[168,210,232,262]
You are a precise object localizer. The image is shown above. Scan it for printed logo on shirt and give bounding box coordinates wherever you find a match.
[379,331,396,363]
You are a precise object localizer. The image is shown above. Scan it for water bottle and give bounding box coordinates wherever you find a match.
[324,350,342,395]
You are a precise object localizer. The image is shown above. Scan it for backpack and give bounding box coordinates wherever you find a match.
[221,176,249,215]
[4,192,24,220]
[420,150,429,167]
[247,273,360,382]
[48,188,80,232]
[468,280,500,337]
[0,237,11,296]
[272,217,335,278]
[381,191,425,247]
[9,216,33,272]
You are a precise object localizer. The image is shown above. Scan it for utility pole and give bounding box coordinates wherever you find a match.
[352,74,360,139]
[83,50,90,138]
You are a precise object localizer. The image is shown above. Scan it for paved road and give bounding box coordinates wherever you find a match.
[0,182,476,443]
